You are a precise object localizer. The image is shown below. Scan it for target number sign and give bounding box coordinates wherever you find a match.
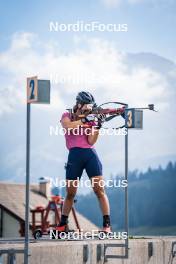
[126,109,143,129]
[27,76,50,104]
[27,76,38,103]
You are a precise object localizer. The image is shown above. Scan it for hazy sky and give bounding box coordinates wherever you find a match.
[0,0,176,186]
[0,0,176,60]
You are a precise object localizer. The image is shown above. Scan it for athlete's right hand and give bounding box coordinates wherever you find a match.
[81,114,95,123]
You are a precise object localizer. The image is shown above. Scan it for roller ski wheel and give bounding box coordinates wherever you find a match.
[33,229,42,240]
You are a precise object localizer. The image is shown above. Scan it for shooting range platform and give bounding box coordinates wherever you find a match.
[1,236,176,264]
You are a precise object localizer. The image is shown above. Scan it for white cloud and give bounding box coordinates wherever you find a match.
[0,32,175,182]
[128,0,144,3]
[101,0,175,8]
[10,32,37,51]
[101,0,122,8]
[0,31,173,117]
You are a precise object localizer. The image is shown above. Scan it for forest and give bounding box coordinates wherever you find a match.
[75,161,176,235]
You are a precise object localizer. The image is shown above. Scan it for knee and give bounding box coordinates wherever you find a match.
[66,192,76,201]
[94,188,106,199]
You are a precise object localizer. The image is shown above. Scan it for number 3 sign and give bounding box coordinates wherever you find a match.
[27,76,50,104]
[126,109,143,129]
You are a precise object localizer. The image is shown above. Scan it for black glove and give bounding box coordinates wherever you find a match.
[81,114,95,124]
[96,114,106,129]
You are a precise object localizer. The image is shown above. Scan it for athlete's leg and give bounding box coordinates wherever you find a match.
[85,149,111,229]
[91,176,110,216]
[85,149,110,215]
[59,148,83,226]
[91,176,111,230]
[62,179,78,216]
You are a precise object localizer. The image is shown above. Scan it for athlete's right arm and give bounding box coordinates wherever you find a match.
[61,116,83,129]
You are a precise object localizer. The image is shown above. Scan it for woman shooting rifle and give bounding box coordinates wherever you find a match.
[57,91,112,233]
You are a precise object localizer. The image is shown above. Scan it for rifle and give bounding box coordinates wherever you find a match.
[67,102,126,121]
[66,102,157,129]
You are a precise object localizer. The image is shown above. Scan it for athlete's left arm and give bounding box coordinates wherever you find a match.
[87,129,99,145]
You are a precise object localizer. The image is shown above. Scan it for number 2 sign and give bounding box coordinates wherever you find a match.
[27,76,38,103]
[27,76,50,104]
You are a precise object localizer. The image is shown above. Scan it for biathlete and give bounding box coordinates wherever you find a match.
[56,91,112,233]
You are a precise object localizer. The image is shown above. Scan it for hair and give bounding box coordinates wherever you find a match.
[70,103,82,121]
[73,103,79,113]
